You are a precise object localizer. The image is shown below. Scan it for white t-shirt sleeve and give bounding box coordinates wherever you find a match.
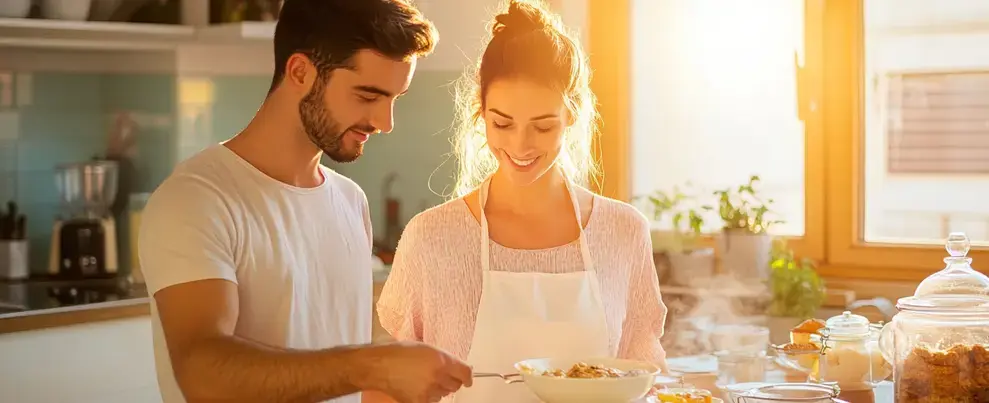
[360,190,372,248]
[138,175,238,296]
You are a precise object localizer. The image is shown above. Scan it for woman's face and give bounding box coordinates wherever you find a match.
[483,78,569,187]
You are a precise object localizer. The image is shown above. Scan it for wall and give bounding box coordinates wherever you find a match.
[0,316,159,403]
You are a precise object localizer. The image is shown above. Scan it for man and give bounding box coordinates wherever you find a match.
[138,1,472,402]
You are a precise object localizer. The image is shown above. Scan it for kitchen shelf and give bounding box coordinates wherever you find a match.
[195,21,275,42]
[0,18,192,50]
[0,18,274,51]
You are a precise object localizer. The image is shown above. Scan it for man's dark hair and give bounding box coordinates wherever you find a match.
[269,0,439,93]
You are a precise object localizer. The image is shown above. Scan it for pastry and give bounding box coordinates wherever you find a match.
[790,318,826,345]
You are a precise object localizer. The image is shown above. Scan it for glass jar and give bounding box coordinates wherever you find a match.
[736,383,841,403]
[714,350,771,385]
[878,233,989,403]
[815,311,888,391]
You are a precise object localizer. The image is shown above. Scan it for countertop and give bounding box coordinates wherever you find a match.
[666,354,893,403]
[0,266,393,334]
[0,276,150,334]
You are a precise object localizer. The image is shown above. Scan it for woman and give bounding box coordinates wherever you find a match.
[376,1,668,401]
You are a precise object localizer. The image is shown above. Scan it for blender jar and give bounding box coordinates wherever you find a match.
[878,233,989,403]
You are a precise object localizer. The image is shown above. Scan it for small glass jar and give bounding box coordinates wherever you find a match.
[878,233,989,403]
[814,311,887,391]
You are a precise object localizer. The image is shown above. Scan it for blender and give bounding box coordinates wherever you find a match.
[48,160,119,278]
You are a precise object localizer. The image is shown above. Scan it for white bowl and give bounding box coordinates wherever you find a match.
[514,357,660,403]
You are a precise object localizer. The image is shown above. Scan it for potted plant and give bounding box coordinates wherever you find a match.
[705,175,783,283]
[640,184,715,286]
[766,238,826,344]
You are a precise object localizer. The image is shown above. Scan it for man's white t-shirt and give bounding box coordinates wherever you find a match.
[139,144,373,403]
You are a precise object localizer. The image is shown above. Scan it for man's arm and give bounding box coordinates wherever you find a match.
[156,279,378,402]
[156,279,473,403]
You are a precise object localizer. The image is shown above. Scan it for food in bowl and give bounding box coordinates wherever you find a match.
[521,362,650,379]
[654,388,713,403]
[514,358,660,403]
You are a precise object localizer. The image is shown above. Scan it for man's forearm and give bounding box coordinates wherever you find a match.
[175,335,382,402]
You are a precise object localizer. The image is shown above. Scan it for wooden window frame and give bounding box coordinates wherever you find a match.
[589,0,989,282]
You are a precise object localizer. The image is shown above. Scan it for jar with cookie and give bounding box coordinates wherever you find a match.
[878,232,989,403]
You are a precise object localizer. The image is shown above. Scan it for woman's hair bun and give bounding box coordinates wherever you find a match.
[492,1,548,36]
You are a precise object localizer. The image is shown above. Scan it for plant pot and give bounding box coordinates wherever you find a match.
[668,247,715,286]
[717,229,772,281]
[767,315,803,346]
[653,252,671,284]
[0,0,31,18]
[650,229,680,253]
[40,0,93,21]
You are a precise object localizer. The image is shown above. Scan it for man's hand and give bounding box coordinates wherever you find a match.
[362,342,473,403]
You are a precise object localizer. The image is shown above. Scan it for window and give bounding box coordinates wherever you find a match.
[592,0,824,259]
[589,0,989,282]
[882,72,989,176]
[829,0,989,278]
[628,0,809,238]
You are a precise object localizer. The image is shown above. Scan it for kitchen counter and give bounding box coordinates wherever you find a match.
[0,268,393,335]
[0,277,150,334]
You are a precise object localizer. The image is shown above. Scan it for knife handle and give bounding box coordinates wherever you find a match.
[13,215,25,240]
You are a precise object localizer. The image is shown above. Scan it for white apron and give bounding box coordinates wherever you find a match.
[455,178,611,403]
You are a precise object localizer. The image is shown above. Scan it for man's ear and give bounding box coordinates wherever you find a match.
[285,53,319,93]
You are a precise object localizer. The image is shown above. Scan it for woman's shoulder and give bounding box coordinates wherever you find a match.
[402,197,477,240]
[588,192,650,226]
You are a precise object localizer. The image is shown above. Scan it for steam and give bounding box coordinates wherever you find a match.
[662,275,771,356]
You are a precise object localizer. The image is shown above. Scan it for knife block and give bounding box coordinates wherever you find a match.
[0,240,28,280]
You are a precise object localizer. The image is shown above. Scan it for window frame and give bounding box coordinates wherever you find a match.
[589,0,989,282]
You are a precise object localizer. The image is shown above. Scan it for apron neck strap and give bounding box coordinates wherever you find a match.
[478,175,594,273]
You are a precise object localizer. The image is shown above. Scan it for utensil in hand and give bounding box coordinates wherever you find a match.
[474,372,524,384]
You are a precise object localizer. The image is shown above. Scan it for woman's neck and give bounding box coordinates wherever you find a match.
[485,166,571,216]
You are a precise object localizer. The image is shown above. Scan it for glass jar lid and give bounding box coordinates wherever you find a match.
[824,311,870,338]
[900,233,989,312]
[913,233,989,297]
[741,383,839,401]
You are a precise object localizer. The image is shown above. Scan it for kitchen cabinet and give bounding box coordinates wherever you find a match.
[0,315,161,403]
[0,2,275,76]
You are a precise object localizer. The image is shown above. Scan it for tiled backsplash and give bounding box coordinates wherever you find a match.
[0,69,460,275]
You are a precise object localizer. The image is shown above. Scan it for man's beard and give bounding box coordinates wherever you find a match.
[298,80,374,163]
